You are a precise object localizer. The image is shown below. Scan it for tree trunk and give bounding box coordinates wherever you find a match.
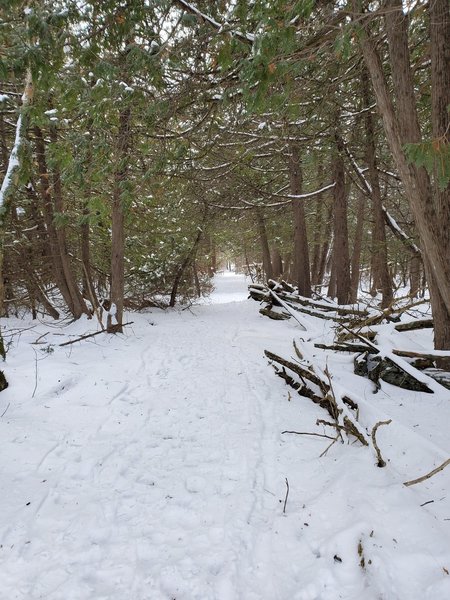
[0,69,34,315]
[350,192,365,303]
[362,69,392,308]
[409,254,421,298]
[311,198,324,285]
[256,207,273,282]
[271,246,283,279]
[332,134,351,304]
[107,106,131,333]
[316,202,333,288]
[49,124,89,319]
[170,222,205,307]
[289,144,311,296]
[80,123,97,307]
[34,127,88,318]
[359,2,450,350]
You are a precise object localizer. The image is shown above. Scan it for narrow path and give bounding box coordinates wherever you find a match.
[0,274,299,599]
[1,273,450,600]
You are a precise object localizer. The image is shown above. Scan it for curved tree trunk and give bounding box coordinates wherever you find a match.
[359,0,450,352]
[34,127,89,319]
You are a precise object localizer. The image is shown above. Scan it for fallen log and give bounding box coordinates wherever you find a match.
[337,329,377,342]
[423,369,450,390]
[264,349,361,431]
[248,287,268,302]
[368,355,433,393]
[259,307,290,321]
[315,342,375,354]
[392,349,450,360]
[264,350,327,393]
[253,282,369,319]
[394,319,433,332]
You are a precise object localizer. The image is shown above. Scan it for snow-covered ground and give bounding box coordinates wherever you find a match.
[0,273,449,600]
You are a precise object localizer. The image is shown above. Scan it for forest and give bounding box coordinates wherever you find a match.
[0,1,449,599]
[0,0,448,340]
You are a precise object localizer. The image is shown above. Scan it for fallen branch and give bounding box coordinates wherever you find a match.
[59,322,134,347]
[283,477,289,514]
[259,307,290,320]
[371,419,392,467]
[314,342,374,353]
[403,458,450,487]
[269,289,307,330]
[281,430,336,440]
[392,349,450,360]
[395,319,433,332]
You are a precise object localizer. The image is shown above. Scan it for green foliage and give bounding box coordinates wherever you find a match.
[405,139,450,190]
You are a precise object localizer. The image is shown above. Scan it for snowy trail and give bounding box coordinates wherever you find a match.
[1,273,450,600]
[0,274,293,599]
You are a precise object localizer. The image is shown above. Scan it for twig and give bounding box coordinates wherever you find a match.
[1,402,10,418]
[420,500,434,507]
[283,477,289,514]
[59,322,134,347]
[32,348,38,398]
[316,418,345,430]
[371,419,392,467]
[319,437,339,457]
[281,430,336,440]
[32,331,50,345]
[81,261,104,330]
[404,458,450,487]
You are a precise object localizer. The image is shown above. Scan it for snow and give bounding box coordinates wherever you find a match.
[0,273,449,599]
[0,114,22,209]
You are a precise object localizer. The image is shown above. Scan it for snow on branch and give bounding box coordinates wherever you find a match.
[282,182,336,200]
[342,141,421,256]
[382,205,421,256]
[174,0,254,45]
[0,69,33,217]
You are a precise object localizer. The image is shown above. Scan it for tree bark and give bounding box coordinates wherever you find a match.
[49,123,89,319]
[256,207,273,282]
[0,69,34,315]
[350,192,365,303]
[409,254,421,298]
[289,144,311,296]
[332,134,351,304]
[358,2,450,350]
[107,106,131,332]
[33,127,88,319]
[362,69,392,308]
[169,221,205,307]
[271,246,283,279]
[316,202,333,288]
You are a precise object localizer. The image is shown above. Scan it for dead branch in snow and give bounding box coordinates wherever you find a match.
[394,319,433,332]
[281,430,336,440]
[371,419,392,467]
[265,347,366,445]
[403,458,450,487]
[59,322,134,347]
[283,478,289,514]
